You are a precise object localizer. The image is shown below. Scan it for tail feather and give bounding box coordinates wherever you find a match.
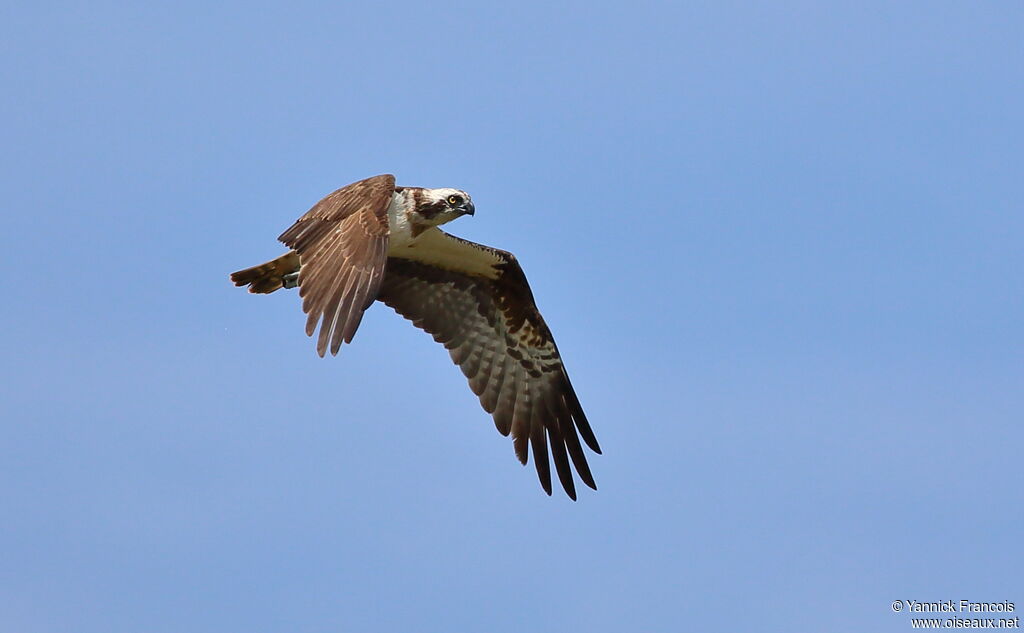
[230,251,301,294]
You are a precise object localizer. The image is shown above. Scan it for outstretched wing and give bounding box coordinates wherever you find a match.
[377,229,601,499]
[278,174,394,356]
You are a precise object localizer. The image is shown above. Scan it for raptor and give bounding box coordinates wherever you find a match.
[230,174,600,499]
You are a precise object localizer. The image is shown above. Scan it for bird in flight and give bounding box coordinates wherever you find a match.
[230,174,600,499]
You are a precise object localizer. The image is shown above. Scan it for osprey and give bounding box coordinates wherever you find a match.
[230,174,600,499]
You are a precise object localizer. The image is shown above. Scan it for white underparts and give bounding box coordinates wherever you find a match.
[385,191,417,248]
[385,191,501,279]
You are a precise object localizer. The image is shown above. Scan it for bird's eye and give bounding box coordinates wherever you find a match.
[447,195,460,205]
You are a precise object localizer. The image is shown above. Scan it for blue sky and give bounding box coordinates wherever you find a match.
[2,2,1021,631]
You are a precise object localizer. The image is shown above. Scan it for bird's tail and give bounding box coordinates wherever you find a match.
[230,251,301,294]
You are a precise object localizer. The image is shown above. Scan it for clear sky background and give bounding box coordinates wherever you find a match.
[2,2,1021,632]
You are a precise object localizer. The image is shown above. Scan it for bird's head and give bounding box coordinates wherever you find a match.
[410,188,475,227]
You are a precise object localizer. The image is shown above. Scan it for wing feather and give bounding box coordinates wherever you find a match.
[529,410,552,496]
[510,372,531,463]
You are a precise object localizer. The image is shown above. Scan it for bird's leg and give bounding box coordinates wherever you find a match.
[282,272,300,289]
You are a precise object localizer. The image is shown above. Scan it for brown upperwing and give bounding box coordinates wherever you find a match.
[277,174,395,357]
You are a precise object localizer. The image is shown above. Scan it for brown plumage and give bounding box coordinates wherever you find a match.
[278,174,393,357]
[230,174,601,499]
[377,256,601,499]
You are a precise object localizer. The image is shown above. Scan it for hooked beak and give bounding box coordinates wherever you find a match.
[460,200,475,216]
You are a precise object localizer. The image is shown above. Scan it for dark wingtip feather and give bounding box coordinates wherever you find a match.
[530,419,552,496]
[546,392,596,492]
[580,428,602,455]
[547,429,577,500]
[513,433,529,465]
[564,380,601,454]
